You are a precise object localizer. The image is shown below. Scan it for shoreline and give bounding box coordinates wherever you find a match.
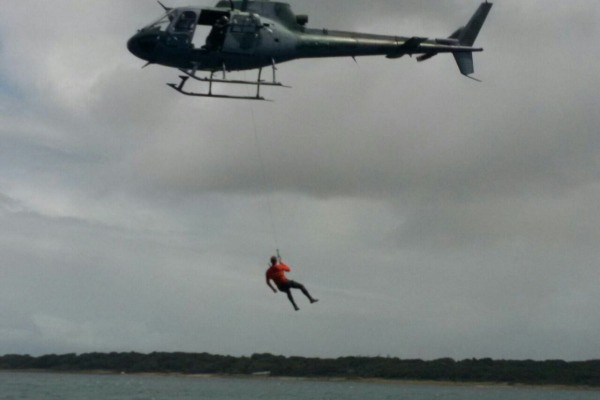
[2,369,598,391]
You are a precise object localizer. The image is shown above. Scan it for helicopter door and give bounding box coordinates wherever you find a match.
[166,10,198,48]
[222,14,262,54]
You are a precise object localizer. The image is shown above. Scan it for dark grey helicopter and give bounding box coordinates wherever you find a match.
[127,0,493,100]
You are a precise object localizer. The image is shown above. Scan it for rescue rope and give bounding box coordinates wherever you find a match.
[248,104,281,256]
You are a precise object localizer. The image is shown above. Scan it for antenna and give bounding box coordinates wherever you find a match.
[157,1,171,12]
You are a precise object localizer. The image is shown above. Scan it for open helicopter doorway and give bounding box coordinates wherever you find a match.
[192,25,212,50]
[192,9,231,51]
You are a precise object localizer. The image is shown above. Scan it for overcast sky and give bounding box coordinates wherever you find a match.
[1,0,599,361]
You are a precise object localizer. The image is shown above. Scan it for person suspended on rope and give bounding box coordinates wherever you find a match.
[266,255,318,311]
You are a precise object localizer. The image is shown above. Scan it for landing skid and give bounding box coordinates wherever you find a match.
[180,70,290,88]
[167,64,290,101]
[168,76,270,101]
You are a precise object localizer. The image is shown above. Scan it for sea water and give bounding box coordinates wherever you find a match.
[0,371,597,400]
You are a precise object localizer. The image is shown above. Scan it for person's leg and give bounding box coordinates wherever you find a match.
[285,289,299,311]
[278,282,299,311]
[289,280,318,303]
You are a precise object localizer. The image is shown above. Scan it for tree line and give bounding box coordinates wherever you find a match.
[0,352,599,387]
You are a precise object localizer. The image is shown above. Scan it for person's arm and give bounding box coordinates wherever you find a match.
[266,275,277,293]
[279,262,291,272]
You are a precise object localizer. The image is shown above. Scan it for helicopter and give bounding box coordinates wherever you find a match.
[127,0,493,100]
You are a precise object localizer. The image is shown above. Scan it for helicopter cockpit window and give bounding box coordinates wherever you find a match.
[173,11,198,33]
[230,14,261,34]
[144,11,176,32]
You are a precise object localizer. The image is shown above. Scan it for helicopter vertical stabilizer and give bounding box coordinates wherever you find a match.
[451,2,493,78]
[452,2,493,47]
[453,52,475,77]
